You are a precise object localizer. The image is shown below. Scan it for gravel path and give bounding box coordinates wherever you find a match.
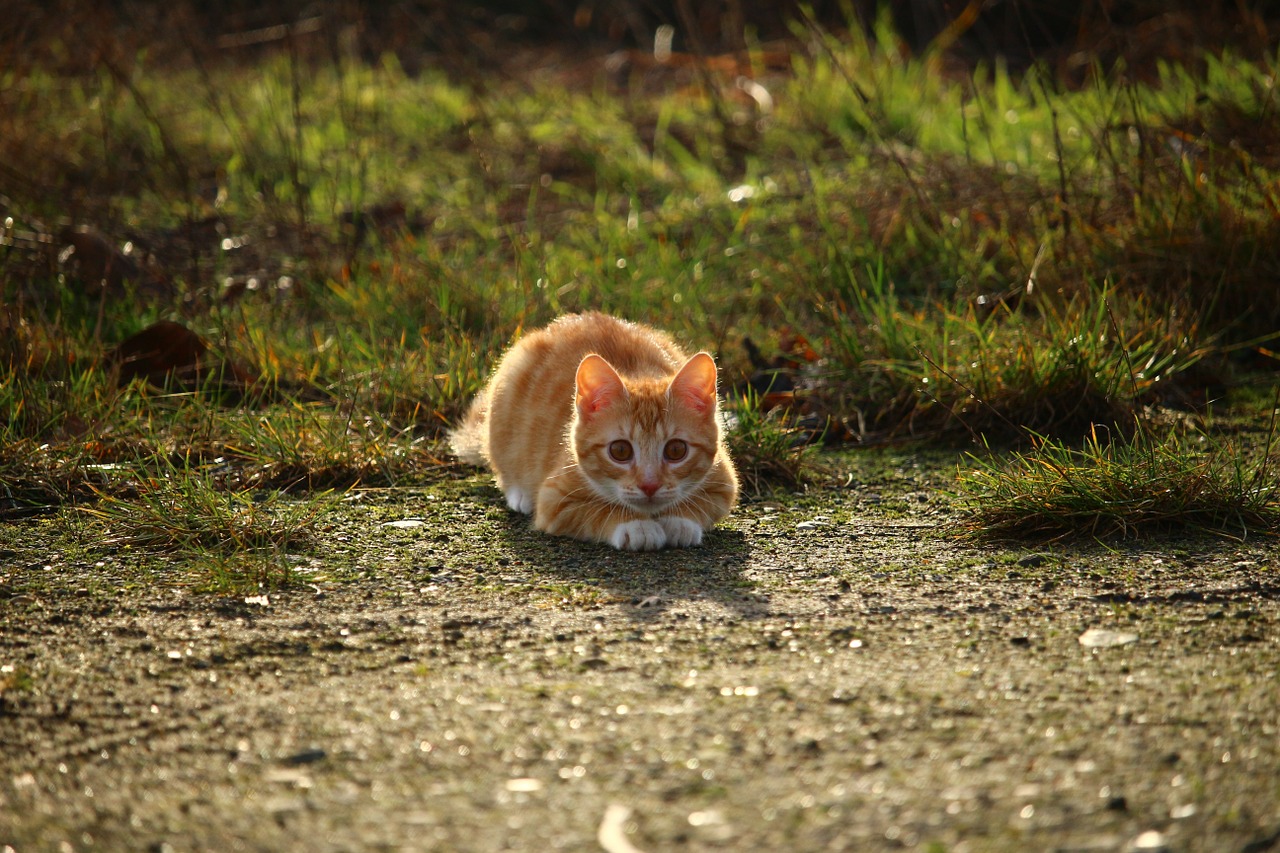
[3,468,1279,852]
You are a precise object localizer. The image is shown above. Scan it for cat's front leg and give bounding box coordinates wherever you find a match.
[657,516,704,547]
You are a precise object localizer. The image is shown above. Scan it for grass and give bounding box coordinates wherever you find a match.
[724,388,821,495]
[956,419,1280,539]
[3,6,1280,567]
[75,454,340,591]
[83,474,328,554]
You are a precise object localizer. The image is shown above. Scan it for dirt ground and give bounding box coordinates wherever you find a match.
[2,451,1279,852]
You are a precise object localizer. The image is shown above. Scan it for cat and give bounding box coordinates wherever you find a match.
[450,312,739,550]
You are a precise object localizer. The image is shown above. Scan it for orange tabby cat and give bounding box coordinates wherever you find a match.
[450,312,738,550]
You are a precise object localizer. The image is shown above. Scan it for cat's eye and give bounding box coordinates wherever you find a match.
[663,439,688,462]
[608,440,633,463]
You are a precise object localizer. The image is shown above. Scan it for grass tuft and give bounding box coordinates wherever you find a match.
[956,422,1280,540]
[79,459,338,581]
[724,390,823,495]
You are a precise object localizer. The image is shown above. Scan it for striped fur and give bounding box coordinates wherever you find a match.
[450,312,738,550]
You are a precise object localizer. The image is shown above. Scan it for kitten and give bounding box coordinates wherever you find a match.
[450,312,738,550]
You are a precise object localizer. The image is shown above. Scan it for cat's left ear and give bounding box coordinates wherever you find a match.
[576,354,627,416]
[669,352,718,416]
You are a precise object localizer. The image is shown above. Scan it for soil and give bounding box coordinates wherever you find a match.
[2,450,1278,852]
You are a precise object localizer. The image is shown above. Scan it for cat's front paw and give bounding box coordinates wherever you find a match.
[609,520,667,551]
[658,516,704,547]
[504,486,534,515]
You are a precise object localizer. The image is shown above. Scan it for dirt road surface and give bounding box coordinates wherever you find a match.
[3,457,1278,852]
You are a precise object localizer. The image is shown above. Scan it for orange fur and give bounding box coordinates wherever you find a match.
[450,312,738,550]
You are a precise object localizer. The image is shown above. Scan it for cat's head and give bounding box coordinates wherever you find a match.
[572,352,722,515]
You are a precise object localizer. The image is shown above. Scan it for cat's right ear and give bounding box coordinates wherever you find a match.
[576,355,626,416]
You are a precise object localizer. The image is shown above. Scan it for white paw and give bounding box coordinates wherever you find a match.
[505,486,533,515]
[609,520,667,551]
[658,516,704,547]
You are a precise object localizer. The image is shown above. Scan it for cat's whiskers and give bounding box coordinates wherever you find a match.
[545,462,581,482]
[668,478,735,521]
[559,481,632,515]
[671,494,714,520]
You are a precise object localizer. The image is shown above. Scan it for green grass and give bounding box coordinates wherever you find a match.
[75,455,340,591]
[956,420,1280,539]
[3,11,1279,563]
[724,388,822,495]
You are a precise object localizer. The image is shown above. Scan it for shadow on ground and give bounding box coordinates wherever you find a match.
[491,504,766,622]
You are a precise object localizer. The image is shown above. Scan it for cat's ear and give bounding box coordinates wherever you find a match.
[669,352,718,416]
[576,355,627,416]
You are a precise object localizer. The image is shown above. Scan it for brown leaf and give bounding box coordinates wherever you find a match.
[106,320,254,395]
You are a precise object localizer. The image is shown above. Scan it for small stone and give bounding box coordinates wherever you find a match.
[281,748,326,766]
[1126,830,1170,853]
[264,767,313,788]
[1105,795,1128,811]
[1017,553,1049,568]
[382,519,425,529]
[1078,628,1139,648]
[797,738,822,754]
[598,804,641,853]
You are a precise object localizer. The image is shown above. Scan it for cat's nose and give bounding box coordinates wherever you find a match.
[639,481,661,498]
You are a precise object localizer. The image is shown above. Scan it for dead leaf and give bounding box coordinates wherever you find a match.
[106,320,254,395]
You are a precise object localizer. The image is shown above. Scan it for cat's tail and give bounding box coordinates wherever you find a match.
[448,390,489,466]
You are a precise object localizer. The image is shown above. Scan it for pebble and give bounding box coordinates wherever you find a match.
[281,748,327,766]
[1125,829,1171,852]
[264,767,313,788]
[1078,628,1139,648]
[598,804,645,853]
